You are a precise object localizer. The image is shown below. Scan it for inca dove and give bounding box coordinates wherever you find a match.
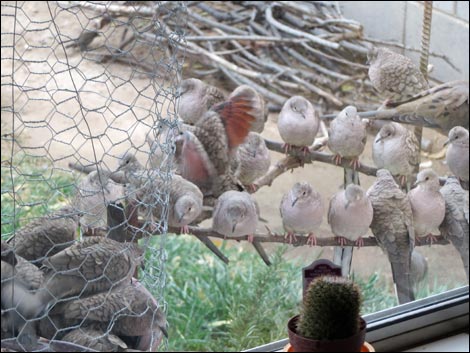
[178,87,256,197]
[38,236,144,305]
[61,326,128,352]
[75,170,124,235]
[445,126,469,183]
[228,85,267,133]
[165,175,203,234]
[277,96,319,154]
[63,282,167,351]
[177,78,225,125]
[280,182,324,245]
[408,169,446,243]
[440,177,469,281]
[367,46,428,101]
[327,105,367,170]
[367,169,415,304]
[328,184,373,248]
[213,191,258,242]
[7,206,79,263]
[372,122,420,187]
[360,80,469,134]
[233,132,271,191]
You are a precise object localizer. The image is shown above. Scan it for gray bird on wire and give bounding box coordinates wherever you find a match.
[367,169,415,304]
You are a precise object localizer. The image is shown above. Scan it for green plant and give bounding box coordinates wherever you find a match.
[297,276,362,341]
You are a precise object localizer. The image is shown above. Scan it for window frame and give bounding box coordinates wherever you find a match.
[244,285,469,352]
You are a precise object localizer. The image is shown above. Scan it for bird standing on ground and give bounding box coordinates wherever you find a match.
[280,182,324,246]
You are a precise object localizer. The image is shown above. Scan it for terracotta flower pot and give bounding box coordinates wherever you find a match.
[287,315,368,352]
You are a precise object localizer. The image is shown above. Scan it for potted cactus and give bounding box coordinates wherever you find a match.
[287,275,372,352]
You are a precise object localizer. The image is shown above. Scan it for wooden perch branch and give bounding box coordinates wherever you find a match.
[263,138,379,177]
[165,226,451,247]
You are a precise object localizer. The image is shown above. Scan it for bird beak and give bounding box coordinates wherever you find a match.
[232,221,237,233]
[413,180,421,187]
[300,112,306,119]
[292,198,298,207]
[375,136,384,143]
[178,212,185,223]
[345,201,350,210]
[443,139,450,147]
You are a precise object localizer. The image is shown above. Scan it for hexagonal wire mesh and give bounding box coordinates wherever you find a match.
[1,1,187,351]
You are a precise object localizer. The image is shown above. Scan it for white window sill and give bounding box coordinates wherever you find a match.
[404,333,469,352]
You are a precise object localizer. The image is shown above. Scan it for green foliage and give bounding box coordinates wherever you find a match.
[297,276,362,340]
[159,236,302,352]
[1,153,76,237]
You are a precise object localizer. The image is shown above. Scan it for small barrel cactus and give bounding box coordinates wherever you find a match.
[297,276,363,340]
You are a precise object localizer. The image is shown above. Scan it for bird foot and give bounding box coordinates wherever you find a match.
[180,225,190,234]
[282,143,291,154]
[425,234,439,245]
[284,232,297,244]
[301,146,310,156]
[247,184,258,193]
[349,158,361,171]
[399,175,407,187]
[306,233,317,247]
[336,236,347,247]
[355,237,364,248]
[332,154,342,165]
[247,234,254,243]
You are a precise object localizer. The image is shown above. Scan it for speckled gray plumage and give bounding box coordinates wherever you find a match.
[177,78,225,125]
[234,132,271,187]
[440,177,469,281]
[63,283,167,350]
[445,126,469,182]
[75,170,124,232]
[374,80,469,134]
[368,46,428,101]
[367,169,415,304]
[39,237,143,304]
[7,206,79,263]
[61,326,128,352]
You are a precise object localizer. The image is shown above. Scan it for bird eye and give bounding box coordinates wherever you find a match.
[188,207,192,211]
[425,177,429,181]
[302,191,306,195]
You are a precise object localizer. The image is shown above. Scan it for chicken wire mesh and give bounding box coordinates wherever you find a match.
[1,1,187,351]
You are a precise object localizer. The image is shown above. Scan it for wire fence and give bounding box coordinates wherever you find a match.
[1,1,187,351]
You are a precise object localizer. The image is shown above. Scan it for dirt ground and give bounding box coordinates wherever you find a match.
[1,2,467,303]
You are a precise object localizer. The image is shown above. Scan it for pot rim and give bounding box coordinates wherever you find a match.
[287,314,367,344]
